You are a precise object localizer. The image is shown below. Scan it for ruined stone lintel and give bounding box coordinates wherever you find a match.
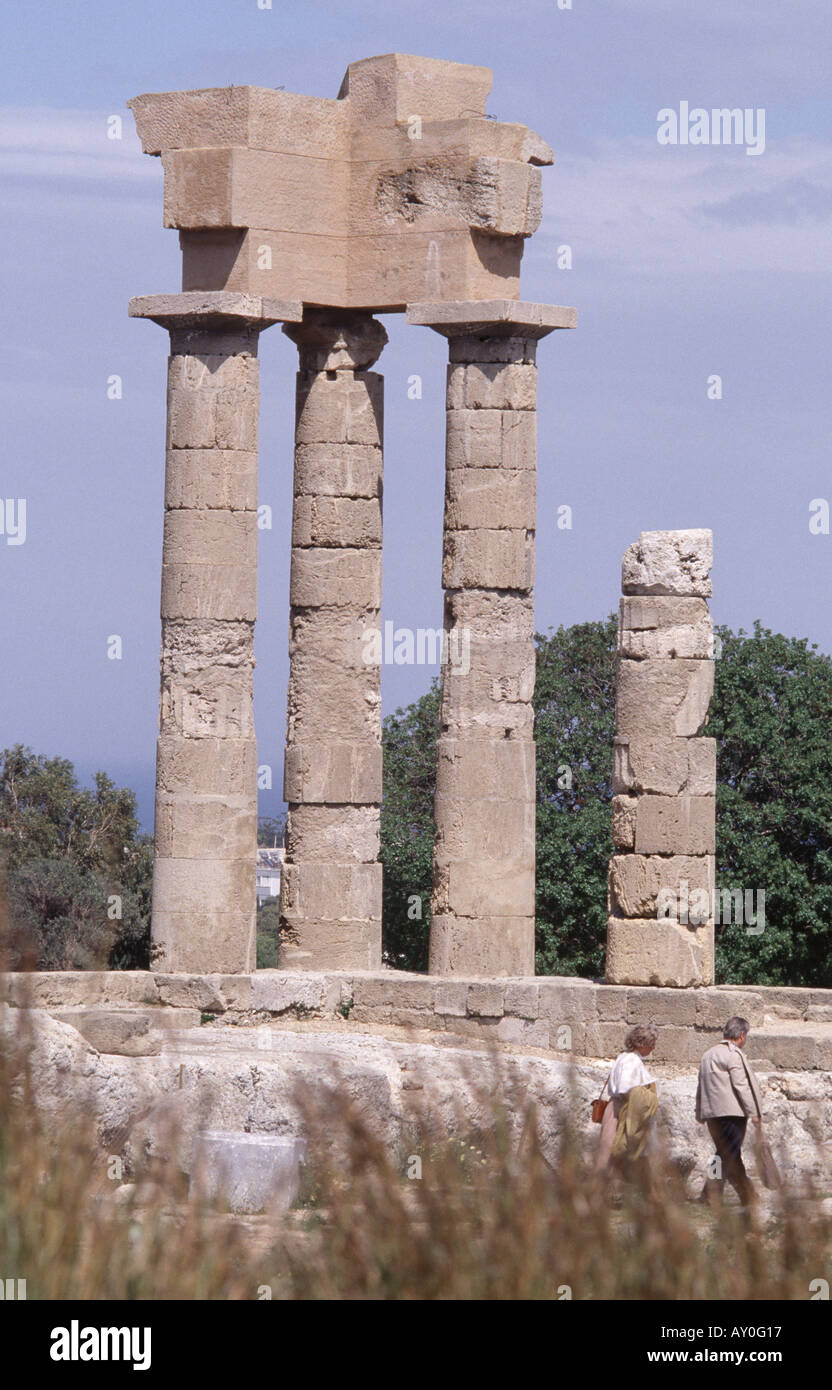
[606,530,716,988]
[136,293,300,977]
[279,310,387,972]
[406,306,575,979]
[129,56,556,307]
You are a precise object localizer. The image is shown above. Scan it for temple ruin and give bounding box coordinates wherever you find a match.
[129,52,578,981]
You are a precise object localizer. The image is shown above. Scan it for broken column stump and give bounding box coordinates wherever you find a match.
[606,529,717,987]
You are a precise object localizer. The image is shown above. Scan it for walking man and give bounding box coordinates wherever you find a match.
[695,1015,763,1210]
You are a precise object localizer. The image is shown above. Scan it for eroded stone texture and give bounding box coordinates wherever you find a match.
[622,529,713,599]
[279,311,386,971]
[129,296,302,975]
[407,304,574,978]
[606,530,716,987]
[129,56,557,309]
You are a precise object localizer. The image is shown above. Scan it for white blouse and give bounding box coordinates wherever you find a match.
[605,1050,655,1099]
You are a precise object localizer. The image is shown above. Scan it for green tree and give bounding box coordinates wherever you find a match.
[710,622,832,985]
[380,620,832,988]
[380,681,440,970]
[257,815,286,848]
[0,745,152,970]
[256,896,281,968]
[533,616,617,978]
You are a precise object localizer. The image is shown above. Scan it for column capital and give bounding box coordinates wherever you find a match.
[406,299,577,339]
[283,308,387,371]
[130,291,304,355]
[129,291,304,329]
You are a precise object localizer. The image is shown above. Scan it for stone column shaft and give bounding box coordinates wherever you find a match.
[606,529,717,987]
[279,310,387,970]
[130,292,301,974]
[407,301,576,978]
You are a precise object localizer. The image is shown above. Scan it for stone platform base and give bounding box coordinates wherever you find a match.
[4,969,832,1070]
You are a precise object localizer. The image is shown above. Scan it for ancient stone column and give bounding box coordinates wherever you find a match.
[407,301,576,977]
[606,529,716,987]
[278,310,386,970]
[129,291,302,974]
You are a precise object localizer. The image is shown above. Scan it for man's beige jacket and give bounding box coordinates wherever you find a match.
[696,1040,763,1122]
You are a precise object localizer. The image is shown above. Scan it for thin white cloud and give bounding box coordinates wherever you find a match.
[0,106,156,184]
[540,136,832,274]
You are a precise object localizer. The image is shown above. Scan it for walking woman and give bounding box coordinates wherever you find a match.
[594,1024,659,1176]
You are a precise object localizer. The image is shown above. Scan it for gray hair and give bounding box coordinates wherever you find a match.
[625,1024,658,1052]
[723,1016,750,1040]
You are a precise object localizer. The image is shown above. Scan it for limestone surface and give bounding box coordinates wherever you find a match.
[129,57,557,309]
[5,1007,830,1191]
[607,530,715,986]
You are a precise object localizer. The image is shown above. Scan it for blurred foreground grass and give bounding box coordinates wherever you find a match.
[1,1006,830,1300]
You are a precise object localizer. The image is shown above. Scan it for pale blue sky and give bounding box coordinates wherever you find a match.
[1,0,830,827]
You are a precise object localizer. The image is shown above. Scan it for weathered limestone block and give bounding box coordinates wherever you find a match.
[281,862,382,923]
[288,606,376,669]
[433,856,535,918]
[608,854,715,920]
[155,734,257,796]
[433,796,536,860]
[283,741,382,804]
[160,564,257,622]
[443,588,534,639]
[633,795,716,856]
[613,736,716,797]
[162,507,257,569]
[286,659,381,743]
[292,495,382,549]
[619,595,713,660]
[611,795,638,850]
[160,663,254,739]
[289,547,382,609]
[285,805,380,864]
[168,385,259,451]
[616,658,714,739]
[442,527,534,591]
[294,373,384,445]
[429,914,535,977]
[440,670,536,736]
[164,449,257,511]
[278,920,380,971]
[444,467,536,531]
[163,146,347,236]
[435,734,536,802]
[190,1131,305,1215]
[606,918,715,988]
[622,529,713,598]
[154,796,255,859]
[293,442,382,498]
[151,859,256,975]
[446,408,537,470]
[447,361,538,411]
[447,333,538,364]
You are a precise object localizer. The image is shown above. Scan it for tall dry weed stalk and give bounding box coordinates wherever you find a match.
[1,983,829,1300]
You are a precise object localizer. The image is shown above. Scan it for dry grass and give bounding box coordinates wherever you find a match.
[1,1002,830,1302]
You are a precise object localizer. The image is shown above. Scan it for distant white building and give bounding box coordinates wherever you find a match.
[256,847,284,903]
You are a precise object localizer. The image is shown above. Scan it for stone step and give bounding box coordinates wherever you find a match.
[51,1006,202,1055]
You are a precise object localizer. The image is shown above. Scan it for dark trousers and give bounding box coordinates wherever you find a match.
[703,1116,755,1205]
